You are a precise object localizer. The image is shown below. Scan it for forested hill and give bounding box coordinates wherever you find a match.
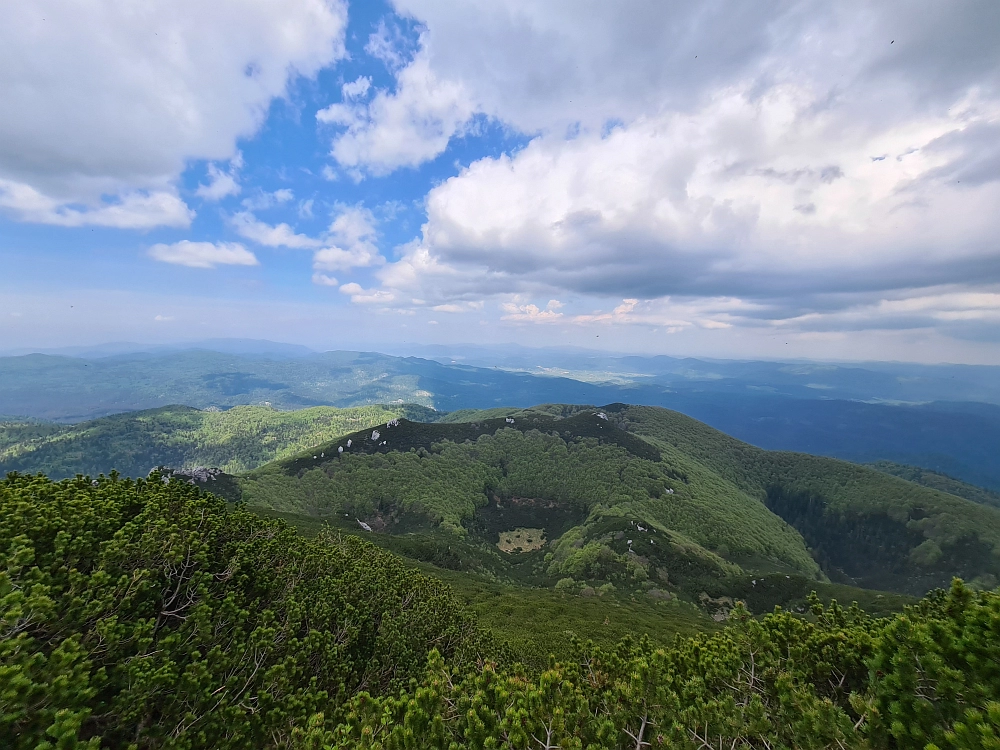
[867,459,1000,509]
[240,403,1000,597]
[0,403,435,478]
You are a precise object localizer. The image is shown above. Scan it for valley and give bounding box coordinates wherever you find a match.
[3,346,999,489]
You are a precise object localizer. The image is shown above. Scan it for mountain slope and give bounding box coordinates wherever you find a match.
[605,403,1000,592]
[0,403,435,478]
[867,460,1000,509]
[239,404,1000,597]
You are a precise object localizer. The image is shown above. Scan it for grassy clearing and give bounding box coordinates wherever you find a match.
[497,527,546,553]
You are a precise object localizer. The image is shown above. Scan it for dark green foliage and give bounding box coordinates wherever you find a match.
[314,584,1000,750]
[0,473,488,748]
[268,411,661,476]
[764,485,998,593]
[242,414,817,578]
[323,598,875,749]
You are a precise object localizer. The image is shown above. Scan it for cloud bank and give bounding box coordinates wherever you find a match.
[315,0,1000,345]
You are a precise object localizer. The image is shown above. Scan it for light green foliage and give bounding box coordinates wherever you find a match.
[6,470,1000,749]
[868,580,1000,750]
[613,403,1000,592]
[0,403,435,477]
[322,585,1000,749]
[327,597,881,749]
[0,472,488,749]
[869,460,1000,509]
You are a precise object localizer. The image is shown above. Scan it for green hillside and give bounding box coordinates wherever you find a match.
[239,403,1000,598]
[868,459,1000,508]
[0,403,436,478]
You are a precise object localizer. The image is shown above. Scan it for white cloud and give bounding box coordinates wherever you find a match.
[311,0,1000,350]
[339,282,396,305]
[319,48,476,175]
[431,300,484,313]
[0,180,193,228]
[312,206,385,272]
[195,165,240,201]
[149,240,259,268]
[195,153,243,201]
[312,273,339,286]
[0,0,348,226]
[570,297,753,332]
[342,76,372,100]
[371,80,1000,318]
[365,18,416,71]
[241,189,297,211]
[500,299,564,322]
[231,211,321,248]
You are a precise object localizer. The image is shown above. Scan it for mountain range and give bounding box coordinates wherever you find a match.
[2,342,998,488]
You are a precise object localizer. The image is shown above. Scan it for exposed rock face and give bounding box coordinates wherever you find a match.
[151,466,224,485]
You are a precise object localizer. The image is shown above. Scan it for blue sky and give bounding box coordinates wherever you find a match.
[2,1,999,363]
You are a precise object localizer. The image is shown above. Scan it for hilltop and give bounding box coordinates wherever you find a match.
[238,403,1000,598]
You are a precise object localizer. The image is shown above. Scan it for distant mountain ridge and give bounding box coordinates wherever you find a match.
[1,345,998,488]
[0,403,435,478]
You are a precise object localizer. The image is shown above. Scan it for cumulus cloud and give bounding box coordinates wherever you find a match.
[0,0,348,226]
[341,0,1000,344]
[409,86,1000,300]
[318,48,476,175]
[231,211,320,249]
[312,206,386,272]
[500,299,564,322]
[342,76,372,100]
[0,180,193,228]
[149,241,259,268]
[227,203,388,280]
[339,282,396,305]
[195,153,243,201]
[312,273,339,286]
[196,166,240,202]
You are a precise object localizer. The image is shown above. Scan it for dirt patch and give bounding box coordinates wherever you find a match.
[497,527,546,553]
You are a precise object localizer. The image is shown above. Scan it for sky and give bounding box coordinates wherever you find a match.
[1,0,999,363]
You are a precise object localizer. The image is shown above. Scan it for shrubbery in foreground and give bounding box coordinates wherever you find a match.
[3,473,1000,748]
